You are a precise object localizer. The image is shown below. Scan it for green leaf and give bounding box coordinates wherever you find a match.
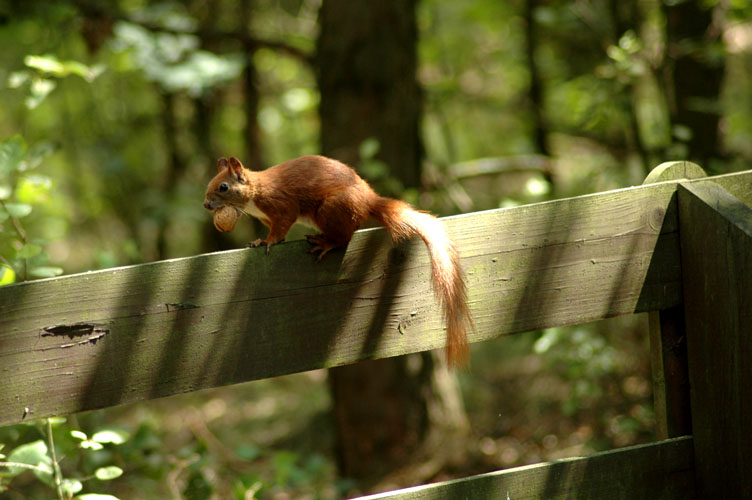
[0,135,27,174]
[92,429,130,445]
[24,55,105,82]
[16,243,42,259]
[80,440,103,450]
[0,185,11,200]
[26,78,57,109]
[5,440,49,477]
[63,478,83,495]
[30,266,64,278]
[0,265,17,286]
[95,465,124,480]
[70,430,88,441]
[58,60,105,82]
[3,202,32,218]
[7,70,30,88]
[16,175,52,203]
[25,55,66,76]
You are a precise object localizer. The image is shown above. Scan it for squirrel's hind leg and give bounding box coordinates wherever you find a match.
[306,234,344,260]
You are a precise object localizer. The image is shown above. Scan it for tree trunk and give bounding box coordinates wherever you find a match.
[522,0,556,187]
[663,1,724,165]
[157,90,180,260]
[316,0,468,492]
[240,0,264,172]
[316,0,422,195]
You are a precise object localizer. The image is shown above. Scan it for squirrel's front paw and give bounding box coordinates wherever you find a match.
[248,238,264,248]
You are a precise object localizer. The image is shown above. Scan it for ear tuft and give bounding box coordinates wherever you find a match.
[228,157,245,181]
[217,157,229,172]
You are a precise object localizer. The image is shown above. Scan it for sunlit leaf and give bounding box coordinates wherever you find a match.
[3,203,32,218]
[24,54,104,82]
[80,440,104,450]
[92,429,130,444]
[30,267,64,278]
[7,70,30,88]
[5,440,49,477]
[70,430,88,440]
[0,185,11,200]
[77,494,121,500]
[16,175,52,204]
[26,78,57,109]
[25,55,66,75]
[95,465,124,480]
[525,177,551,196]
[62,478,83,495]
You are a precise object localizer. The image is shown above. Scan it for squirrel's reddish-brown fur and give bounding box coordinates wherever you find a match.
[204,155,471,366]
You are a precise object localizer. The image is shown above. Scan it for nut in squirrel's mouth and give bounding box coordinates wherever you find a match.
[213,205,240,232]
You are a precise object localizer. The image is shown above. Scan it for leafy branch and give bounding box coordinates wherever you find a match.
[72,0,312,63]
[0,135,62,284]
[0,418,127,499]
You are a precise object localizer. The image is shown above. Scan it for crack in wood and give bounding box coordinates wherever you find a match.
[41,323,110,350]
[42,323,109,339]
[165,302,199,312]
[59,331,108,348]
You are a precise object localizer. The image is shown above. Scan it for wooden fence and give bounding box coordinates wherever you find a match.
[1,161,750,498]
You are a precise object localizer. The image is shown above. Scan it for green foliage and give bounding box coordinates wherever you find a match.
[0,134,62,284]
[534,327,618,415]
[112,20,244,96]
[8,54,105,109]
[0,0,749,495]
[0,419,126,499]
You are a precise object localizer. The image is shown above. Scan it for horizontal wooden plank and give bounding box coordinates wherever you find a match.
[0,170,750,425]
[356,437,695,500]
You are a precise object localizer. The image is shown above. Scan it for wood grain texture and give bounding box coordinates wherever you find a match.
[642,161,704,440]
[678,181,752,499]
[0,170,750,426]
[356,437,695,500]
[643,161,706,184]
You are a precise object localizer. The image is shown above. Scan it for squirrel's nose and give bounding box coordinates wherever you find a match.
[203,201,213,210]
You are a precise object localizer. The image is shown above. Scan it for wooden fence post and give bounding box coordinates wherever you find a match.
[643,161,703,439]
[677,181,752,499]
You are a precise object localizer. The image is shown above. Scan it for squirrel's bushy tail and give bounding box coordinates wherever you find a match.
[370,197,471,366]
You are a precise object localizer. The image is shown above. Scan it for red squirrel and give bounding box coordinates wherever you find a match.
[204,155,471,365]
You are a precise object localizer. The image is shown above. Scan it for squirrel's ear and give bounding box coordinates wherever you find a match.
[217,157,229,172]
[228,157,245,181]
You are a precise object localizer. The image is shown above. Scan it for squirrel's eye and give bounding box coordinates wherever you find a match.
[219,183,229,193]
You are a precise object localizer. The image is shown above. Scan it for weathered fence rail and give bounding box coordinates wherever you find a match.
[361,436,694,500]
[1,162,750,498]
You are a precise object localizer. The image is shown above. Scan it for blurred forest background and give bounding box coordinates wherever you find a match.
[1,0,751,498]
